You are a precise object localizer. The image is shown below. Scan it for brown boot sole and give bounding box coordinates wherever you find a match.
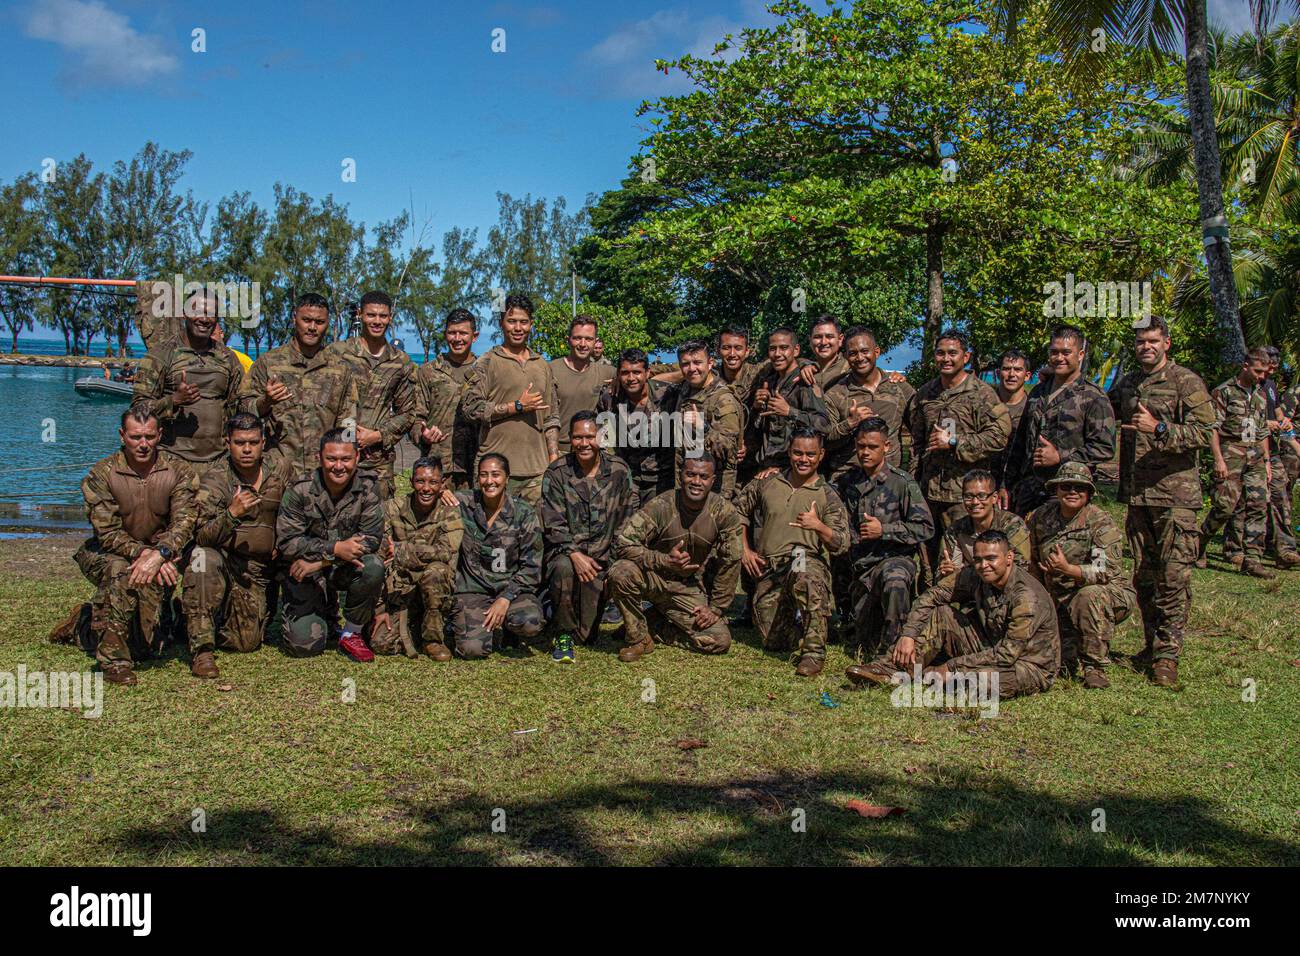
[103,667,138,686]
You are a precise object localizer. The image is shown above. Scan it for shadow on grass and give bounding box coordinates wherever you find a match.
[111,770,1299,866]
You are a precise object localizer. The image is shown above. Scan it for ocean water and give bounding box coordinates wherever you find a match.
[0,365,126,522]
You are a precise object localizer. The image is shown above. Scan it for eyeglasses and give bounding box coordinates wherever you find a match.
[961,492,995,502]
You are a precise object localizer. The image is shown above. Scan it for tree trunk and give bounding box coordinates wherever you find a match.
[1185,0,1247,365]
[924,217,945,360]
[62,329,71,354]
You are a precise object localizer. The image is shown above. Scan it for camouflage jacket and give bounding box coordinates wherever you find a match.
[1004,376,1116,489]
[1280,383,1300,461]
[383,494,461,576]
[615,490,743,615]
[595,379,677,495]
[275,470,384,565]
[411,354,478,476]
[132,339,245,462]
[901,565,1060,678]
[834,465,934,571]
[824,372,915,475]
[813,353,850,391]
[1025,499,1132,602]
[540,453,640,565]
[735,471,850,568]
[453,490,542,601]
[1108,360,1214,508]
[239,338,359,478]
[194,457,294,564]
[327,337,416,465]
[83,450,198,559]
[745,365,830,469]
[1209,377,1270,455]
[942,508,1032,570]
[668,375,743,497]
[905,373,1012,503]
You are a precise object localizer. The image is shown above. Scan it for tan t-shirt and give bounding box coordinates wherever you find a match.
[462,347,560,479]
[550,357,613,453]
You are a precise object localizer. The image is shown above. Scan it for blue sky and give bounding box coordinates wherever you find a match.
[0,0,1269,362]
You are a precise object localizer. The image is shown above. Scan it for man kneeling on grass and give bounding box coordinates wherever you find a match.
[845,530,1060,700]
[449,453,545,658]
[737,427,850,677]
[275,428,385,661]
[372,456,462,661]
[608,453,742,661]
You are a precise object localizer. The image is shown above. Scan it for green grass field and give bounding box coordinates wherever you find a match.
[2,505,1298,866]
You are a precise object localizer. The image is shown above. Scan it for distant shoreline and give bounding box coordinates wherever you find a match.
[0,353,139,368]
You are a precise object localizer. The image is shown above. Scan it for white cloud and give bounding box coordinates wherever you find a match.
[1208,0,1297,35]
[585,5,779,98]
[23,0,178,90]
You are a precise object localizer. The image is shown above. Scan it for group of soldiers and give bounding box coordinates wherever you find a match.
[52,287,1298,700]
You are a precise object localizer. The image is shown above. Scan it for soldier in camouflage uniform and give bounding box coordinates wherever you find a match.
[989,348,1030,488]
[76,407,197,685]
[450,453,546,657]
[540,412,640,662]
[1275,379,1300,564]
[737,429,850,676]
[745,328,830,475]
[182,412,292,675]
[411,308,479,489]
[905,329,1011,566]
[1108,317,1215,686]
[1003,326,1116,516]
[846,530,1060,699]
[824,327,915,480]
[833,419,934,659]
[1026,462,1136,688]
[938,470,1032,575]
[327,291,415,498]
[669,341,743,499]
[239,293,359,478]
[275,429,386,660]
[808,316,851,390]
[1197,348,1275,579]
[372,457,462,660]
[608,454,743,661]
[596,348,677,503]
[131,291,244,480]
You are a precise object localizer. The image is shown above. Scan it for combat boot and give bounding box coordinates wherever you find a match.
[47,602,86,645]
[102,662,138,686]
[1276,551,1300,570]
[1151,659,1179,687]
[795,655,823,677]
[618,636,654,662]
[1242,559,1276,580]
[1081,667,1109,690]
[1227,554,1244,571]
[845,661,898,687]
[190,651,219,679]
[423,642,452,662]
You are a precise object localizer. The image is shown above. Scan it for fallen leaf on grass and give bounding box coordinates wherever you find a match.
[903,766,919,775]
[676,738,708,750]
[216,683,234,692]
[845,799,906,818]
[1290,660,1300,667]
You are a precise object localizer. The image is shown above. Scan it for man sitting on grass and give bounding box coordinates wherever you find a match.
[275,428,385,661]
[846,530,1060,700]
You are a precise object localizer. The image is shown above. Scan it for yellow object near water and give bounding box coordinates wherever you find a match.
[232,349,252,371]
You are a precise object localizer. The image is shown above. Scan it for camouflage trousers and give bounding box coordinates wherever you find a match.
[850,556,918,655]
[1224,454,1298,559]
[1054,584,1135,672]
[922,498,960,571]
[74,538,168,668]
[1127,505,1198,663]
[507,474,543,508]
[1011,476,1051,518]
[1202,448,1268,560]
[372,563,455,654]
[280,554,385,656]
[181,547,273,655]
[546,553,609,645]
[359,458,396,500]
[607,560,732,655]
[872,604,1049,699]
[751,557,833,663]
[450,591,545,658]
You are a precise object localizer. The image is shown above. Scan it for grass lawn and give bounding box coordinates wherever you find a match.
[2,496,1298,866]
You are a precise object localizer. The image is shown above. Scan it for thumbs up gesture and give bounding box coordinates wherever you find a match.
[1032,435,1060,467]
[172,369,201,406]
[1122,402,1159,435]
[789,501,826,533]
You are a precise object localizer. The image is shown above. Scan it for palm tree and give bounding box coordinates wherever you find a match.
[997,0,1250,365]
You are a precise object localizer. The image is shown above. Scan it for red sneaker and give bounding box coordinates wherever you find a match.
[339,633,375,663]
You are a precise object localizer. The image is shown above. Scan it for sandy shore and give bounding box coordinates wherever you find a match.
[0,353,140,368]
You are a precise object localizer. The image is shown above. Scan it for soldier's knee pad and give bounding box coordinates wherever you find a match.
[282,615,327,656]
[506,607,544,637]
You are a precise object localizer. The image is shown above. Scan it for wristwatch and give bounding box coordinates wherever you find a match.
[947,436,958,450]
[514,400,523,414]
[156,545,174,562]
[1154,421,1168,439]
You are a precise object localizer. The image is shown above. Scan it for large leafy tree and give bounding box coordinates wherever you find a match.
[996,0,1251,365]
[39,155,109,355]
[485,192,591,312]
[0,173,45,353]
